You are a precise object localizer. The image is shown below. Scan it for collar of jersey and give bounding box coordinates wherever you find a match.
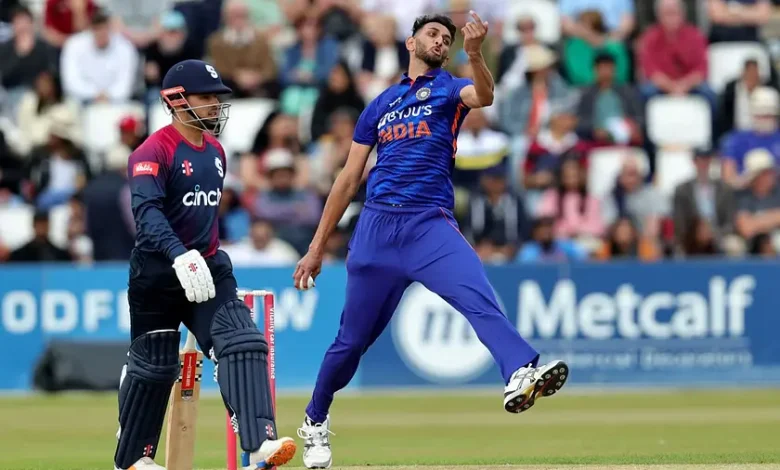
[400,67,445,84]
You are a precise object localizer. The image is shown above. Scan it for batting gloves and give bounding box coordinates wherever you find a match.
[172,249,216,303]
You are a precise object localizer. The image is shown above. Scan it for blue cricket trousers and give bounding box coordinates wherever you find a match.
[305,202,539,422]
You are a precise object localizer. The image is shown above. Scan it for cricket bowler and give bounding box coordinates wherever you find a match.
[293,13,569,468]
[114,59,296,470]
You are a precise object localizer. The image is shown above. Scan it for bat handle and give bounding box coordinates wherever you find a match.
[184,330,197,350]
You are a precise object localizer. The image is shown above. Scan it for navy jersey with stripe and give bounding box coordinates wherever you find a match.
[353,68,473,209]
[127,125,226,261]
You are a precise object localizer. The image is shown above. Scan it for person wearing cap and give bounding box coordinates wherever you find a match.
[59,8,139,104]
[116,59,297,470]
[143,10,198,103]
[720,86,780,187]
[734,148,780,245]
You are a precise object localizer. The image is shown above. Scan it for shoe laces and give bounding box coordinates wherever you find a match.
[297,422,334,447]
[514,366,540,385]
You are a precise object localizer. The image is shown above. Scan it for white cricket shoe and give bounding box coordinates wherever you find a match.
[244,437,297,469]
[297,415,333,469]
[114,457,165,470]
[503,359,569,413]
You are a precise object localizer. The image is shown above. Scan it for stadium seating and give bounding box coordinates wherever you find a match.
[586,146,649,199]
[654,149,696,199]
[81,102,145,170]
[646,96,712,149]
[707,42,773,93]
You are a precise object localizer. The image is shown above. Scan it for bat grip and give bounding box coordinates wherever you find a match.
[184,330,197,350]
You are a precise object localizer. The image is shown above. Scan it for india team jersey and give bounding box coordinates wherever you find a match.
[353,68,473,209]
[127,125,225,261]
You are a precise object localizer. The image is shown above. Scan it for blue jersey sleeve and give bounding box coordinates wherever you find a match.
[353,97,380,146]
[128,141,188,261]
[449,77,474,105]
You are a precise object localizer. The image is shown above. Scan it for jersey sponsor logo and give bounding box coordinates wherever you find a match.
[182,185,222,207]
[133,161,159,177]
[378,121,432,143]
[377,105,433,128]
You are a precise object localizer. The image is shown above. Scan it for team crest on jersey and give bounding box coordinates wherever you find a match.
[416,87,431,101]
[215,157,224,178]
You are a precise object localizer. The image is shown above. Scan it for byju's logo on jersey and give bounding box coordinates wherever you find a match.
[183,184,222,207]
[215,157,224,178]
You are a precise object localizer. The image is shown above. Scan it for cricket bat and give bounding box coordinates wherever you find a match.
[165,330,203,470]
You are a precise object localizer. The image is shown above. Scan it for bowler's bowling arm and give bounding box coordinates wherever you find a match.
[308,141,373,254]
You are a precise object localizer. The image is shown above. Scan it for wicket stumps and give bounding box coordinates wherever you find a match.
[226,290,277,470]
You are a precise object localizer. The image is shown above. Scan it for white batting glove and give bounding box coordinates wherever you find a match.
[172,249,216,303]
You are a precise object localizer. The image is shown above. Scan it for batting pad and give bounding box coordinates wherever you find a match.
[211,299,276,452]
[114,329,181,469]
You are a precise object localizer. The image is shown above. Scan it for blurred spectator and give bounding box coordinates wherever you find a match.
[222,218,300,266]
[358,13,408,101]
[464,160,529,263]
[241,110,307,191]
[66,193,93,263]
[681,217,720,256]
[452,108,509,189]
[26,106,91,210]
[735,148,780,244]
[104,0,173,48]
[560,0,636,42]
[242,148,322,254]
[499,44,573,139]
[750,231,777,257]
[562,10,630,86]
[576,52,643,145]
[144,11,200,103]
[360,0,438,41]
[105,114,143,173]
[10,70,81,157]
[310,0,363,42]
[602,153,668,239]
[310,107,360,196]
[6,210,72,262]
[207,0,280,100]
[515,216,588,262]
[595,216,660,260]
[638,0,716,111]
[0,128,24,196]
[707,0,772,43]
[311,61,365,142]
[444,1,500,78]
[60,10,139,104]
[720,86,780,187]
[523,101,590,195]
[43,0,98,49]
[81,144,134,261]
[716,58,772,141]
[672,148,736,253]
[537,158,605,243]
[496,15,539,92]
[246,0,287,36]
[279,11,340,115]
[0,6,54,112]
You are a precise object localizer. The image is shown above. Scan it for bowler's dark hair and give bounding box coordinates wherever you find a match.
[412,14,456,39]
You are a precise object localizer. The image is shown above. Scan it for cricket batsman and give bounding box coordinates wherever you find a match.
[293,13,569,468]
[114,59,296,470]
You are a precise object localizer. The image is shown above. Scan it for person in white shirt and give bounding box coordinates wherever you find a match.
[60,9,139,104]
[223,217,300,266]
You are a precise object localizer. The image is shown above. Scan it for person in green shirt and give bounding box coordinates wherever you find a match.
[562,10,630,86]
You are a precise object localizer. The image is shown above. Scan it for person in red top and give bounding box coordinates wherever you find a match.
[43,0,97,48]
[638,0,716,110]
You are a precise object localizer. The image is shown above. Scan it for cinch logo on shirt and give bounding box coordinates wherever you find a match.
[133,162,159,177]
[182,187,222,207]
[377,105,434,144]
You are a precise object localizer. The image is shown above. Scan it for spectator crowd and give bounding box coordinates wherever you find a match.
[0,0,779,266]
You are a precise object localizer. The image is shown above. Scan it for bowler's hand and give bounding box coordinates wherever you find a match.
[173,249,216,303]
[462,11,489,56]
[293,249,321,291]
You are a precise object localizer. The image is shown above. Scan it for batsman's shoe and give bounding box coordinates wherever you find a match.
[503,359,569,413]
[245,437,297,469]
[297,415,333,469]
[113,457,165,470]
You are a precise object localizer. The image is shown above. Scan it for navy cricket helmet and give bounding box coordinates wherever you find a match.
[160,59,233,136]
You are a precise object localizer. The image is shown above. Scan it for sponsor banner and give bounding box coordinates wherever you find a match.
[1,261,779,391]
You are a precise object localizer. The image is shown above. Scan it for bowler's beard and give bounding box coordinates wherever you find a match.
[415,40,446,68]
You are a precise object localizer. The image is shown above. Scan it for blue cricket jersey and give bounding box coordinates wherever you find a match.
[127,125,226,261]
[353,68,473,209]
[719,130,780,173]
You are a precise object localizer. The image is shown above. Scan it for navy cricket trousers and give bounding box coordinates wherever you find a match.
[305,203,539,422]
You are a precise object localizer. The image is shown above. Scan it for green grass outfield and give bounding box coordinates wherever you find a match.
[1,389,779,469]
